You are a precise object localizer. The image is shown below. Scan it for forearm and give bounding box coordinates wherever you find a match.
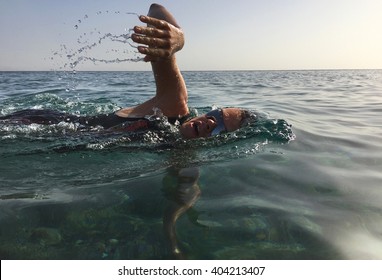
[151,56,187,103]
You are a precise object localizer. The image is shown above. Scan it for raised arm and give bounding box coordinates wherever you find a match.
[117,4,189,119]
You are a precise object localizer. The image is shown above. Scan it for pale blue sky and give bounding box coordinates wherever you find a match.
[1,0,381,71]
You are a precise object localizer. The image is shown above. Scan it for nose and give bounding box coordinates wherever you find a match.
[205,118,217,133]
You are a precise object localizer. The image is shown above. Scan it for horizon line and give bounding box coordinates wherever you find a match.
[1,68,381,72]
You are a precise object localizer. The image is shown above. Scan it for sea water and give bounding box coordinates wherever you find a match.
[0,70,381,259]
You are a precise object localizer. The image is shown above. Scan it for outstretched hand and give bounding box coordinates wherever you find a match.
[132,15,185,62]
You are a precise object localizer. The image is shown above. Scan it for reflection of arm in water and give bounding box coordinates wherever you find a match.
[162,166,201,259]
[116,4,189,121]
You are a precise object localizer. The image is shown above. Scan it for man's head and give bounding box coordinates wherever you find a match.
[179,108,251,139]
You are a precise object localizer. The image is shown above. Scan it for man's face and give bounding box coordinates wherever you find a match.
[179,108,245,139]
[179,114,219,139]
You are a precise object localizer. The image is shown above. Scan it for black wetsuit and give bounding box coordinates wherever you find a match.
[0,109,190,132]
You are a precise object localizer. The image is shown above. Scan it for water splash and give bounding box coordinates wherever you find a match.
[63,32,142,69]
[51,10,143,72]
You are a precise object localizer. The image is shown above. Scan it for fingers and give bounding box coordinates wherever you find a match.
[132,16,171,47]
[138,15,169,30]
[133,26,169,39]
[133,15,181,62]
[132,33,169,48]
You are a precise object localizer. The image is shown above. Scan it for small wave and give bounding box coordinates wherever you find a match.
[0,121,80,139]
[34,89,65,95]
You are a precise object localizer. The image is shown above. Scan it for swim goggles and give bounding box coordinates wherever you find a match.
[206,109,226,136]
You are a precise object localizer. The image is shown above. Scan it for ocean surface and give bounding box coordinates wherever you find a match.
[0,70,381,260]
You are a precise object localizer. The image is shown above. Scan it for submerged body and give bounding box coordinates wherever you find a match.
[0,107,251,137]
[0,109,190,132]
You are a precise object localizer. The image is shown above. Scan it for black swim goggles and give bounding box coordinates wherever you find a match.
[206,109,226,136]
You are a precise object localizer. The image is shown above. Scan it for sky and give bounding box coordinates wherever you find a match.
[0,0,381,71]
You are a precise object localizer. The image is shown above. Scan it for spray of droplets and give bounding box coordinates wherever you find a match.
[50,11,143,72]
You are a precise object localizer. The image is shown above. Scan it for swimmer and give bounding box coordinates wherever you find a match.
[0,4,252,139]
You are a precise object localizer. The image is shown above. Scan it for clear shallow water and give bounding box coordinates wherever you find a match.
[0,70,381,259]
